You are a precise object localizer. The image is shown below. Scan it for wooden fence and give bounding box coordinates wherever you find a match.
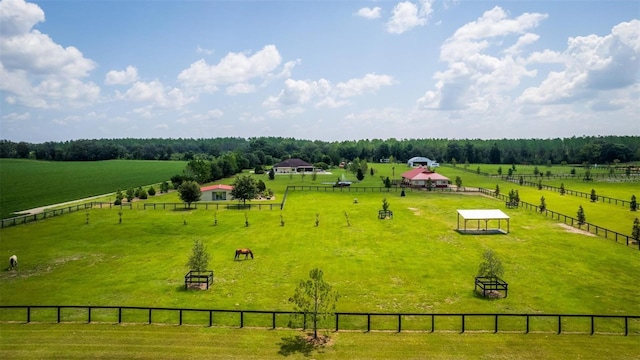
[0,305,637,336]
[1,202,131,229]
[478,188,640,250]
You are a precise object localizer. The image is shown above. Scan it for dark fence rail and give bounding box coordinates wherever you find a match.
[0,305,637,336]
[142,202,281,211]
[478,188,640,250]
[1,202,132,229]
[502,179,634,208]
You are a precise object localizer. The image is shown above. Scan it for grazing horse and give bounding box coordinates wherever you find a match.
[234,248,254,260]
[8,255,17,270]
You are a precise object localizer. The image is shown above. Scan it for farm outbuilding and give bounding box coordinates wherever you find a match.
[407,157,439,168]
[200,184,234,201]
[272,158,315,173]
[456,209,510,234]
[401,167,449,188]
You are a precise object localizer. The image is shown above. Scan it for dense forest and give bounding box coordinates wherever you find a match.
[1,136,638,168]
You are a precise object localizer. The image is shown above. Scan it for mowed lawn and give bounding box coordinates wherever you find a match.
[1,190,638,319]
[2,323,640,360]
[1,165,639,358]
[0,159,186,219]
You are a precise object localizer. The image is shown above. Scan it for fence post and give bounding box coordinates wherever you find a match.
[431,315,435,332]
[57,307,61,323]
[526,315,529,334]
[625,317,628,336]
[335,313,339,331]
[398,314,402,333]
[148,309,152,324]
[367,314,371,332]
[240,311,244,328]
[118,307,122,323]
[591,316,594,335]
[495,315,498,333]
[88,307,91,323]
[179,310,183,325]
[461,315,465,333]
[558,316,562,334]
[272,312,276,329]
[209,311,213,327]
[27,307,30,323]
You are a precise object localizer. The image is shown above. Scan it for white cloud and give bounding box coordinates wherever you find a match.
[119,80,194,108]
[196,45,214,55]
[226,83,256,95]
[417,6,546,110]
[105,66,138,85]
[0,0,99,108]
[265,73,394,109]
[386,0,433,34]
[519,19,640,105]
[335,73,395,98]
[177,44,282,93]
[2,111,30,122]
[356,7,381,20]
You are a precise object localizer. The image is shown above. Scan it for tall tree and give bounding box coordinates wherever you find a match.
[289,268,339,340]
[178,181,201,208]
[231,175,258,205]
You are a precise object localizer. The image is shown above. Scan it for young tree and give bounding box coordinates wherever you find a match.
[518,176,524,185]
[257,179,266,193]
[148,186,156,196]
[160,181,170,193]
[539,196,546,212]
[268,168,275,180]
[559,183,565,195]
[125,188,135,202]
[288,268,339,340]
[455,176,462,190]
[494,184,500,197]
[384,176,391,189]
[590,189,597,202]
[577,205,586,227]
[114,189,124,205]
[537,179,542,190]
[231,175,258,205]
[632,218,640,243]
[630,195,637,211]
[477,249,504,279]
[356,168,364,181]
[426,177,433,191]
[533,166,540,177]
[187,239,210,272]
[497,167,502,176]
[382,198,390,212]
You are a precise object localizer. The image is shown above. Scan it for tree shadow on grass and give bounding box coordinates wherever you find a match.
[277,335,316,357]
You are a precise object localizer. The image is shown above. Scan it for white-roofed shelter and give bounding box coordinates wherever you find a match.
[456,209,510,234]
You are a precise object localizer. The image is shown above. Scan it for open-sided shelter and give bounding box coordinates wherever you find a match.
[456,209,510,234]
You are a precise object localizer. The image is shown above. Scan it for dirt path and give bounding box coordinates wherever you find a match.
[13,192,116,216]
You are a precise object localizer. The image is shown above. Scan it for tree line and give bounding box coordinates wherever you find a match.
[1,136,638,167]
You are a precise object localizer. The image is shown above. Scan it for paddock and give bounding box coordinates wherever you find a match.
[456,209,510,234]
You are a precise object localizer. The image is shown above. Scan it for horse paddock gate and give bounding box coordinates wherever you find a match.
[184,271,214,290]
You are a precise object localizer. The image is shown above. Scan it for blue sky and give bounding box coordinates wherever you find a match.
[1,0,638,143]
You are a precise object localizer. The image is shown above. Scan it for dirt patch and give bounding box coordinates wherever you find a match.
[557,223,596,237]
[408,207,421,216]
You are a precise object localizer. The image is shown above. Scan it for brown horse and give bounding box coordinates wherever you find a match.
[234,248,254,260]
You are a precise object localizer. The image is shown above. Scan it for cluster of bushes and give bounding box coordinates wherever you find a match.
[114,182,169,205]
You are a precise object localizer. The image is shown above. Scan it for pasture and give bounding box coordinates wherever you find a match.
[0,159,187,219]
[1,162,639,358]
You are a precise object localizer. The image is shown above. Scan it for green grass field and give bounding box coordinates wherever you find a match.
[0,159,186,219]
[2,323,639,359]
[1,161,639,358]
